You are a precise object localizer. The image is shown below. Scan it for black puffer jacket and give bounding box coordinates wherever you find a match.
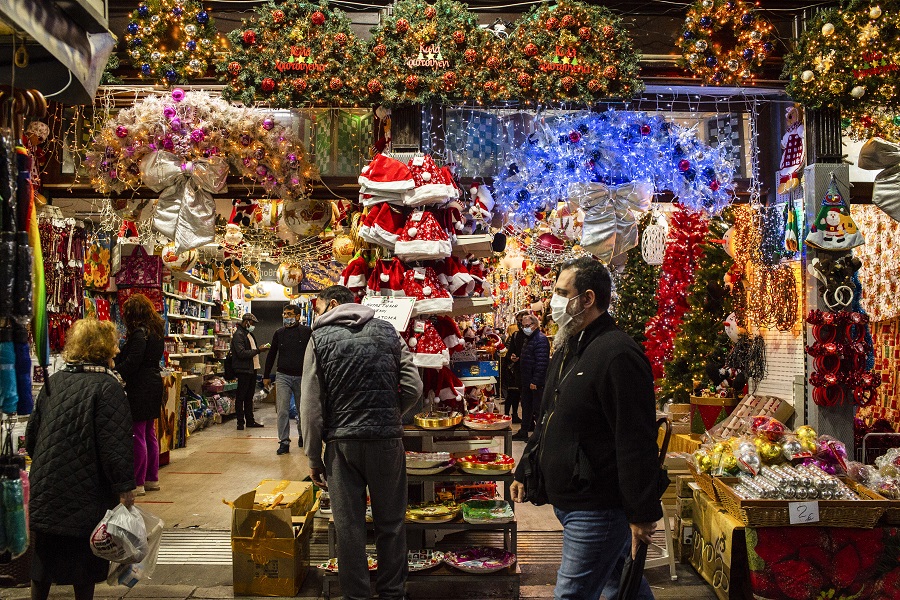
[26,365,135,537]
[115,327,164,422]
[230,326,262,374]
[519,330,550,388]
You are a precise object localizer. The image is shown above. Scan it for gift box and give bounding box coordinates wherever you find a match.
[451,361,499,379]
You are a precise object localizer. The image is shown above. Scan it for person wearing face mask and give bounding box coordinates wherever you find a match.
[300,285,422,600]
[502,310,530,424]
[229,313,270,431]
[263,304,312,455]
[511,257,664,600]
[513,313,550,441]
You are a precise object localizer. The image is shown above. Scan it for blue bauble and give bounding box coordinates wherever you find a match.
[763,42,773,53]
[516,189,530,203]
[566,160,577,171]
[187,40,197,50]
[703,166,716,180]
[742,48,755,61]
[173,6,183,16]
[197,11,209,24]
[684,168,697,181]
[673,144,685,158]
[508,163,519,175]
[141,64,151,75]
[706,55,718,67]
[544,161,556,172]
[578,124,589,134]
[712,71,724,82]
[132,37,143,47]
[559,134,569,144]
[699,16,712,28]
[683,31,694,41]
[741,13,753,26]
[127,22,139,35]
[137,5,149,17]
[166,69,178,82]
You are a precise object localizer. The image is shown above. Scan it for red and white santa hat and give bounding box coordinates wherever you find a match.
[422,366,466,412]
[403,266,453,315]
[435,256,475,297]
[433,316,464,354]
[404,155,457,207]
[367,258,406,297]
[394,211,452,261]
[359,188,411,207]
[359,154,415,192]
[369,203,408,249]
[469,185,495,222]
[466,255,492,297]
[436,201,466,244]
[339,254,369,301]
[405,320,450,369]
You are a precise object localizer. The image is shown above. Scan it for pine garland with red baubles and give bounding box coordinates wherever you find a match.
[643,205,709,381]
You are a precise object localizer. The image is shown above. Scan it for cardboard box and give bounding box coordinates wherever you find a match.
[676,475,695,498]
[673,516,694,564]
[675,495,695,519]
[253,480,315,517]
[231,488,315,597]
[451,360,499,379]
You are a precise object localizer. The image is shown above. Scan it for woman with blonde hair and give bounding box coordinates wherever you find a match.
[26,319,135,600]
[116,293,165,495]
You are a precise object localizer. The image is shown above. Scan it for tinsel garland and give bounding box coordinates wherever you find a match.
[643,205,709,380]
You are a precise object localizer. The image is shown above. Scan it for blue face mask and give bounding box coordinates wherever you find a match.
[522,327,533,335]
[283,317,296,327]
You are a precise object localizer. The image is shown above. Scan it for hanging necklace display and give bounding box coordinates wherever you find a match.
[641,208,668,266]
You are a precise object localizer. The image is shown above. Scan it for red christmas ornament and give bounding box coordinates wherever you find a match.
[464,49,477,63]
[546,17,559,30]
[517,72,533,87]
[396,18,410,34]
[329,77,343,91]
[334,33,348,46]
[227,61,241,76]
[709,180,720,191]
[373,44,387,58]
[569,131,582,143]
[242,30,257,45]
[678,159,691,172]
[524,43,539,57]
[538,233,565,254]
[587,79,602,92]
[486,56,500,69]
[311,10,326,25]
[442,71,458,90]
[261,78,276,92]
[603,65,618,79]
[602,25,615,38]
[272,10,285,23]
[579,27,592,40]
[640,124,652,135]
[452,30,466,44]
[292,78,308,93]
[561,76,575,91]
[520,278,528,287]
[499,281,509,291]
[483,81,498,92]
[561,15,576,27]
[405,74,420,90]
[367,79,383,94]
[425,6,437,19]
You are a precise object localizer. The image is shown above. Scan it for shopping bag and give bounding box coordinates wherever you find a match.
[107,507,164,587]
[90,504,148,564]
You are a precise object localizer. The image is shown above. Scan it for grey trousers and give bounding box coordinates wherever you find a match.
[274,373,301,445]
[326,438,408,600]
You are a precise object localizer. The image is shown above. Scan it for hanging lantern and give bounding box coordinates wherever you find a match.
[641,212,668,266]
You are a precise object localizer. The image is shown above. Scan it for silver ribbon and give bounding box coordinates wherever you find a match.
[568,181,654,263]
[857,137,900,222]
[141,151,229,253]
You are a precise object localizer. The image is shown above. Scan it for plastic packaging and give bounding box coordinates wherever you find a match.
[90,504,148,564]
[107,508,164,587]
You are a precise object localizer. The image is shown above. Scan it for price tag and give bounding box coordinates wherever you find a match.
[788,501,820,524]
[361,296,417,332]
[411,211,424,222]
[412,155,425,167]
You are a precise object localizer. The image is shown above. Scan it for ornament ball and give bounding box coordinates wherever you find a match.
[822,22,835,36]
[870,5,882,19]
[801,70,814,83]
[850,85,866,98]
[116,126,128,138]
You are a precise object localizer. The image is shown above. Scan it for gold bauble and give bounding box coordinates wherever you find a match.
[822,22,835,36]
[829,80,845,94]
[796,425,817,439]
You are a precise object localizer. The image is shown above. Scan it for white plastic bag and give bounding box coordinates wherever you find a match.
[90,504,148,564]
[107,508,164,587]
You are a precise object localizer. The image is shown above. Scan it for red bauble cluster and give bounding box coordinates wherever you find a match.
[334,33,348,46]
[272,10,285,23]
[292,78,308,92]
[311,10,326,25]
[261,77,276,92]
[228,61,241,76]
[453,30,466,44]
[242,30,257,45]
[425,6,437,19]
[396,18,410,34]
[329,77,343,90]
[561,14,576,27]
[367,79,383,94]
[464,49,477,63]
[405,74,420,90]
[373,44,387,58]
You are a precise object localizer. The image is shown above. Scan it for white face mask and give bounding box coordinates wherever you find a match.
[550,292,584,328]
[522,327,533,335]
[246,325,255,333]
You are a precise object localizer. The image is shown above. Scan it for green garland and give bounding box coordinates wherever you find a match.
[100,53,123,86]
[505,0,642,104]
[123,0,219,85]
[218,0,364,107]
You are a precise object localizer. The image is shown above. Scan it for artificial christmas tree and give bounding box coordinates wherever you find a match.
[613,213,660,345]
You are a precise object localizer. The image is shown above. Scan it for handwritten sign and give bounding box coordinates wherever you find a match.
[362,296,416,332]
[788,501,820,525]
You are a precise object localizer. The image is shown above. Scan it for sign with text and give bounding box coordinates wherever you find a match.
[362,296,416,332]
[788,501,820,524]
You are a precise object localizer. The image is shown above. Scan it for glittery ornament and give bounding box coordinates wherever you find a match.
[602,25,615,38]
[329,77,343,90]
[546,17,559,30]
[405,74,420,90]
[242,30,257,45]
[603,65,618,79]
[367,79,383,94]
[579,27,591,40]
[464,49,477,63]
[561,76,575,91]
[261,78,276,92]
[292,78,308,93]
[561,15,575,27]
[524,43,539,57]
[452,30,465,44]
[272,9,285,23]
[311,10,326,25]
[116,126,128,138]
[373,44,387,58]
[335,33,348,45]
[425,6,436,19]
[396,18,409,34]
[487,56,500,69]
[587,79,602,92]
[517,72,533,87]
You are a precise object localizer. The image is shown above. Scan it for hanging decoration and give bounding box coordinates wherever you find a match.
[806,309,881,407]
[853,205,900,321]
[641,210,668,266]
[568,181,653,263]
[678,0,774,85]
[783,0,900,119]
[124,0,220,85]
[843,107,900,142]
[86,90,320,252]
[857,137,900,222]
[777,104,805,196]
[505,0,642,104]
[805,174,865,252]
[218,0,365,107]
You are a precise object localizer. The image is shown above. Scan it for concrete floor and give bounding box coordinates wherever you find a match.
[1,403,717,600]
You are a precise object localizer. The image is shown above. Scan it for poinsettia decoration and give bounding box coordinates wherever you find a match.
[506,0,642,104]
[218,0,365,106]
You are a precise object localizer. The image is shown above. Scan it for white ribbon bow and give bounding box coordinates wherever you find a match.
[857,137,900,222]
[568,181,654,263]
[141,151,229,254]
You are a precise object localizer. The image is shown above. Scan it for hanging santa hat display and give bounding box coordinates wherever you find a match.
[367,258,406,297]
[339,254,369,301]
[403,266,453,314]
[394,211,453,261]
[405,320,451,369]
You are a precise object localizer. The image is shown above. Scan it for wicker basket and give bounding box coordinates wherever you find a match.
[687,462,721,502]
[713,477,887,528]
[854,485,900,526]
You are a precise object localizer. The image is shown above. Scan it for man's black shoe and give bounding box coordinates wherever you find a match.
[247,422,265,428]
[298,437,304,448]
[277,443,290,455]
[236,424,245,431]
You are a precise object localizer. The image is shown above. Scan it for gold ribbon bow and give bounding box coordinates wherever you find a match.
[568,181,654,263]
[141,151,229,254]
[857,137,900,222]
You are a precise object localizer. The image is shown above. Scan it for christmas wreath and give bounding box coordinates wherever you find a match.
[218,0,365,107]
[123,0,219,85]
[678,0,774,85]
[505,0,642,104]
[784,0,900,118]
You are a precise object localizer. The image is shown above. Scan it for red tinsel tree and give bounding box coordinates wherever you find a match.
[643,205,709,381]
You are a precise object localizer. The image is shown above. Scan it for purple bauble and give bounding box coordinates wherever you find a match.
[262,118,275,131]
[171,88,186,102]
[116,125,128,138]
[170,118,182,130]
[163,106,177,119]
[162,137,175,151]
[190,128,205,143]
[242,157,252,167]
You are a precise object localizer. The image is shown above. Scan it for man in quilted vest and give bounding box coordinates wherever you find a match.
[301,285,422,600]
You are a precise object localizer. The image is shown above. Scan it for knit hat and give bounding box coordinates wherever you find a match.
[435,256,475,297]
[433,316,464,354]
[367,258,406,297]
[422,366,466,412]
[359,154,415,192]
[339,255,369,301]
[404,155,457,207]
[394,211,453,261]
[403,266,453,315]
[406,320,450,369]
[469,185,495,222]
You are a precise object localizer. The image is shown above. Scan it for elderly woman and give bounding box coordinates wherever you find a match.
[26,319,136,600]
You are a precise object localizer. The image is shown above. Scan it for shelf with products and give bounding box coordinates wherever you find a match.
[167,314,216,323]
[168,352,214,359]
[165,334,214,340]
[452,234,494,259]
[162,291,216,306]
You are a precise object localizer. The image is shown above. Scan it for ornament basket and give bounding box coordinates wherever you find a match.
[687,461,721,503]
[713,477,887,528]
[856,486,900,526]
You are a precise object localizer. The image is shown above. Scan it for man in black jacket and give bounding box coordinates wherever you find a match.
[502,310,529,424]
[301,286,422,600]
[511,257,662,600]
[230,313,269,430]
[263,304,312,455]
[513,313,550,441]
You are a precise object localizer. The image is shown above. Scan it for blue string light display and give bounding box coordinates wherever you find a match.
[495,110,736,225]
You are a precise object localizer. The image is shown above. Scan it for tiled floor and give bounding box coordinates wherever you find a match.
[1,402,717,599]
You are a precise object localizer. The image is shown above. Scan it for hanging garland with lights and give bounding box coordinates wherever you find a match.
[505,0,642,104]
[784,0,900,118]
[123,0,219,85]
[843,106,900,142]
[218,0,365,107]
[678,0,774,85]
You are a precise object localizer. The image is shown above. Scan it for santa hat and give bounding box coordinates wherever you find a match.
[435,256,475,297]
[436,201,466,244]
[433,316,464,354]
[481,332,506,355]
[359,154,415,192]
[403,266,453,315]
[369,203,407,249]
[404,155,457,207]
[339,255,369,301]
[359,188,412,207]
[422,366,465,412]
[367,258,406,297]
[406,320,450,369]
[393,211,453,261]
[357,205,381,245]
[469,185,494,221]
[230,198,258,227]
[467,256,492,297]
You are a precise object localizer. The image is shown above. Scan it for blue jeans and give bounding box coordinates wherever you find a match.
[554,507,654,600]
[275,373,302,445]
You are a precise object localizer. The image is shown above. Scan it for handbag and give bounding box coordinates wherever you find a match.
[520,433,548,506]
[117,287,164,313]
[114,245,163,287]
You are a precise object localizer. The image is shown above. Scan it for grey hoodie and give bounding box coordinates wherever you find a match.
[300,303,422,470]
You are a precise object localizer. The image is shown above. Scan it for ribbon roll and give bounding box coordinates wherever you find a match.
[142,151,229,254]
[568,181,654,263]
[857,137,900,222]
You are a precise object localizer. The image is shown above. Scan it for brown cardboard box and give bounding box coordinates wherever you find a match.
[231,489,315,597]
[675,495,694,519]
[676,475,695,498]
[673,516,694,564]
[253,480,315,516]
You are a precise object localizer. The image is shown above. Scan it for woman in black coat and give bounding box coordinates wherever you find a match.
[26,319,135,600]
[115,293,165,495]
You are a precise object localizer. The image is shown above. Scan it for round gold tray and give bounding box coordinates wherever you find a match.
[406,505,460,522]
[457,461,514,473]
[414,412,464,430]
